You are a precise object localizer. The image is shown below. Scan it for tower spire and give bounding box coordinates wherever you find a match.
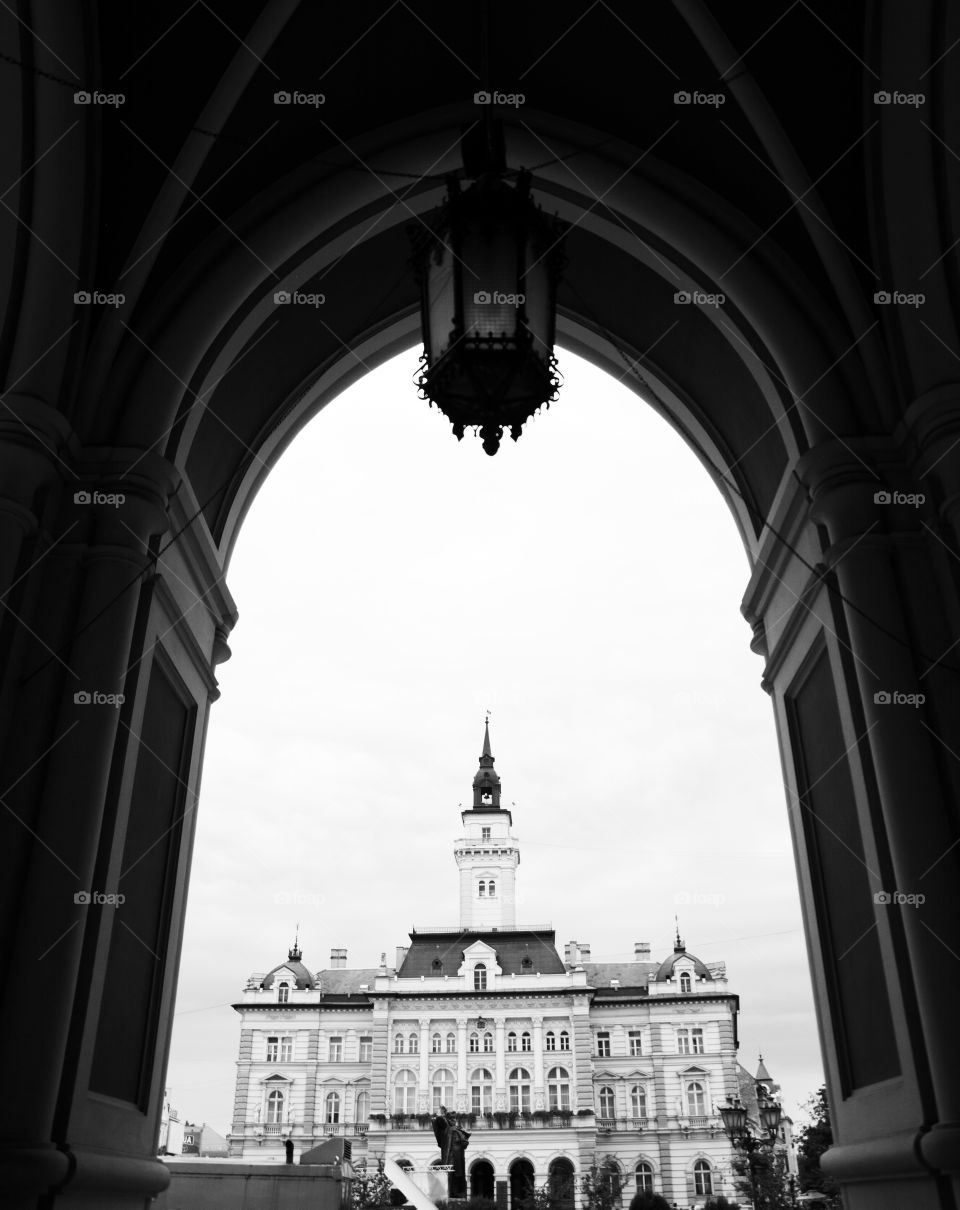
[473,715,501,808]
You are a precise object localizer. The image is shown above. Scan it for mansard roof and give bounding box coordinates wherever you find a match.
[397,928,566,977]
[582,961,659,991]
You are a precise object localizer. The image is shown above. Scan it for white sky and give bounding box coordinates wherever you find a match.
[164,347,824,1134]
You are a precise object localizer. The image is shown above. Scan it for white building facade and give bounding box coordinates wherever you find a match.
[228,726,771,1206]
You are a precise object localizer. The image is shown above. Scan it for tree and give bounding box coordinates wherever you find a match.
[581,1163,622,1210]
[351,1159,395,1210]
[629,1191,672,1210]
[796,1086,842,1205]
[729,1140,791,1209]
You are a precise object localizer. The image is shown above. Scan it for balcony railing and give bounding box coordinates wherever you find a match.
[595,1118,654,1132]
[316,1122,368,1136]
[382,1114,580,1131]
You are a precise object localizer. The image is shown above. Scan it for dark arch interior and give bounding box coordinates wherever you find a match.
[471,1158,495,1201]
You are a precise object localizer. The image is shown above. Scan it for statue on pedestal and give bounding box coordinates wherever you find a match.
[432,1105,470,1198]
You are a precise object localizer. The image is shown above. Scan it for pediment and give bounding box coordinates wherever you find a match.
[264,1072,290,1082]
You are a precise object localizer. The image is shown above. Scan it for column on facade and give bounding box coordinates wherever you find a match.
[571,1003,593,1110]
[456,1017,468,1111]
[231,1029,254,1150]
[494,1016,506,1107]
[369,1008,390,1117]
[419,1018,431,1111]
[304,1029,319,1138]
[531,1016,545,1108]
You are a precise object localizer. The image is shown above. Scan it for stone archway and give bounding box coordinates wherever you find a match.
[548,1157,575,1210]
[1,8,959,1210]
[471,1158,495,1201]
[509,1158,535,1210]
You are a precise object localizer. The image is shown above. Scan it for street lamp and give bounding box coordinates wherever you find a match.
[719,1092,784,1208]
[410,155,567,456]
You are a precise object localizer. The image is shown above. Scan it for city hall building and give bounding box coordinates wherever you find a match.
[228,727,771,1206]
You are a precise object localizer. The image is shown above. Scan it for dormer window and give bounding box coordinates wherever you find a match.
[680,971,692,993]
[432,958,443,974]
[277,982,289,1003]
[474,963,487,991]
[521,957,533,972]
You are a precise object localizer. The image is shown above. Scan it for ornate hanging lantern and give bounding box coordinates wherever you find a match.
[411,165,567,455]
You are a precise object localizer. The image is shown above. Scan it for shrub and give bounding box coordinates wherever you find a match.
[628,1192,671,1210]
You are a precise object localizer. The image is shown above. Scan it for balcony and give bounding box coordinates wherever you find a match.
[317,1123,368,1137]
[381,1113,579,1131]
[595,1118,655,1132]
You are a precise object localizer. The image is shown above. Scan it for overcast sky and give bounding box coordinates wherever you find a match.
[164,347,824,1135]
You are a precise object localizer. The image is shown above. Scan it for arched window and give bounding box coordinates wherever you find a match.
[446,1032,456,1053]
[432,1068,455,1113]
[559,1030,570,1051]
[478,880,486,897]
[474,963,487,991]
[507,1031,518,1052]
[488,880,496,897]
[409,1032,419,1054]
[635,1163,653,1193]
[508,1067,532,1112]
[395,1034,405,1054]
[520,1031,531,1052]
[630,1085,647,1118]
[483,1031,494,1053]
[266,1089,284,1122]
[687,1082,706,1115]
[470,1067,494,1114]
[277,982,289,1003]
[469,1031,480,1053]
[680,971,692,993]
[547,1066,570,1110]
[355,1090,370,1123]
[325,1091,341,1123]
[601,1159,623,1205]
[431,1032,442,1053]
[693,1160,713,1195]
[394,1070,417,1113]
[598,1086,616,1117]
[545,1030,556,1051]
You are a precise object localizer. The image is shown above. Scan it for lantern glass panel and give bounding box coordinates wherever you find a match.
[425,242,457,361]
[460,222,521,340]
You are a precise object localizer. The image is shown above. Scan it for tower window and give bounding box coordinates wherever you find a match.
[481,826,491,840]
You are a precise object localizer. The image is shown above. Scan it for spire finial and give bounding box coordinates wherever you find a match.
[674,917,684,951]
[288,923,302,962]
[483,712,492,756]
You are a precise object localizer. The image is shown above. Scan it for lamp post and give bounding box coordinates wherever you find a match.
[719,1090,784,1209]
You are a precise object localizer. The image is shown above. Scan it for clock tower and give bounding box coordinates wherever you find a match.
[454,720,520,928]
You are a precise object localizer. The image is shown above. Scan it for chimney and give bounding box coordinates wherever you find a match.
[330,947,347,969]
[634,941,651,960]
[396,946,410,970]
[579,942,591,961]
[564,941,579,967]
